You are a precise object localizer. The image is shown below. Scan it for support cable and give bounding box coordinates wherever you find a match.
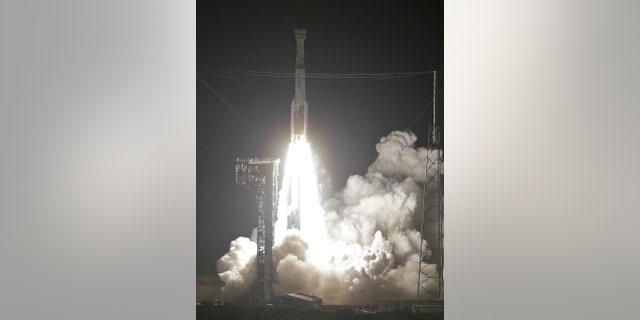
[197,66,436,80]
[408,88,444,130]
[196,74,266,138]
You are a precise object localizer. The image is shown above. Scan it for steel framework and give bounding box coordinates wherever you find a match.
[235,157,280,304]
[418,72,444,300]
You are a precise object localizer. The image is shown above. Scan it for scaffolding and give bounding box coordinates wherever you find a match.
[418,72,444,300]
[235,157,280,304]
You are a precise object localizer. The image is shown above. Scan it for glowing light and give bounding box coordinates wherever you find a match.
[275,138,329,263]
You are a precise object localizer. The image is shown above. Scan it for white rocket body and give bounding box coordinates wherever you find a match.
[291,29,308,142]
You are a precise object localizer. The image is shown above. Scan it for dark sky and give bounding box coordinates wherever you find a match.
[197,1,443,275]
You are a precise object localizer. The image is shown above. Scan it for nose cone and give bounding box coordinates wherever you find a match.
[295,29,307,39]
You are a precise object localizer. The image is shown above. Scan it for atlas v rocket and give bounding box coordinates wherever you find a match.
[291,29,308,142]
[286,29,308,231]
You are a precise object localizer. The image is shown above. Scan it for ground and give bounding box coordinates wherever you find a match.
[196,304,443,320]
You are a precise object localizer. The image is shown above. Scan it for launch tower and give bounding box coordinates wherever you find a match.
[235,157,280,304]
[418,72,444,300]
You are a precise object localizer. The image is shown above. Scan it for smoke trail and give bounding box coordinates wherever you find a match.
[216,130,435,304]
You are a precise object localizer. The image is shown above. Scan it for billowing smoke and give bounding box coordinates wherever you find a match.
[216,237,257,301]
[217,130,435,304]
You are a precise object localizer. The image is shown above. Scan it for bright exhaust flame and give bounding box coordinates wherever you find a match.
[275,138,329,263]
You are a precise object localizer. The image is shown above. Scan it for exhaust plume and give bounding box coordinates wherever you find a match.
[217,130,434,304]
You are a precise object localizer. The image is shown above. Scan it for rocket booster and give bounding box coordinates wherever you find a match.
[291,29,308,142]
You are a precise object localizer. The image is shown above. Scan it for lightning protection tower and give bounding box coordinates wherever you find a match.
[235,157,280,304]
[418,71,444,300]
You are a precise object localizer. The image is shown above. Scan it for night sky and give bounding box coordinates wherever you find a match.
[197,1,443,276]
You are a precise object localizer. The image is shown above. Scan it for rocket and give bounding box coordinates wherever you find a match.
[286,29,307,231]
[291,29,308,142]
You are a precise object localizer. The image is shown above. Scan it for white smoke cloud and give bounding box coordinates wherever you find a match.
[216,237,257,301]
[368,130,430,182]
[216,130,437,304]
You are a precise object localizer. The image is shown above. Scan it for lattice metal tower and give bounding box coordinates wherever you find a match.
[235,158,280,304]
[418,72,444,300]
